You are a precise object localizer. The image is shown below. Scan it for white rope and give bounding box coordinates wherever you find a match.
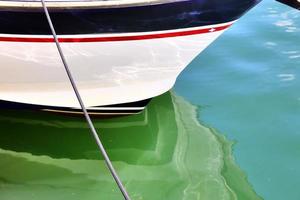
[40,1,131,199]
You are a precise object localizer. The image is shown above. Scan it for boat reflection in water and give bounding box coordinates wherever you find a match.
[0,92,260,200]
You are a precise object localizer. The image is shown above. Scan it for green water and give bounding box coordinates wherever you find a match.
[0,93,260,199]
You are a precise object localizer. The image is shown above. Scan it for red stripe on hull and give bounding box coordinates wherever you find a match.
[0,24,232,43]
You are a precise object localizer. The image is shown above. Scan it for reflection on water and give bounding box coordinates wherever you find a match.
[0,92,260,200]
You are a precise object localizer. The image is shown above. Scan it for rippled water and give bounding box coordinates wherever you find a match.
[1,0,299,199]
[176,0,300,199]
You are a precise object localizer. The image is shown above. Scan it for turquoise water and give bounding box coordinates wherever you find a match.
[175,1,300,199]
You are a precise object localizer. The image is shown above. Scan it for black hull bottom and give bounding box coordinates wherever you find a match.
[0,99,152,117]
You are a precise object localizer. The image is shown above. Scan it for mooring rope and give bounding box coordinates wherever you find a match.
[40,1,131,199]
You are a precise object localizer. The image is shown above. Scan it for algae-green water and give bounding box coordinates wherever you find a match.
[0,93,260,200]
[1,0,299,199]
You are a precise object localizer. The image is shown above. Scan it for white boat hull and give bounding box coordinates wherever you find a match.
[0,22,231,110]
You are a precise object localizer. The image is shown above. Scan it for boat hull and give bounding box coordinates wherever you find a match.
[0,23,229,110]
[0,0,261,115]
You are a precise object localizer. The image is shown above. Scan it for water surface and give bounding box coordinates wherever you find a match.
[175,1,300,199]
[0,93,260,200]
